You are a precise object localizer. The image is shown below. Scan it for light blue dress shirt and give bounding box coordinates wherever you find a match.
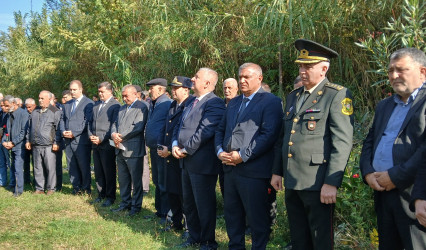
[372,87,421,172]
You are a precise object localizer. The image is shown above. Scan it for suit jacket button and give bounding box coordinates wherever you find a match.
[291,130,296,134]
[293,118,299,123]
[167,160,170,163]
[166,133,168,136]
[288,142,293,146]
[288,153,293,158]
[169,120,171,123]
[323,159,327,163]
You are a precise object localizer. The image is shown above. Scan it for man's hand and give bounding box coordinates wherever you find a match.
[365,173,386,191]
[415,200,426,227]
[2,141,13,150]
[52,144,59,152]
[90,135,101,145]
[172,146,186,159]
[320,184,337,204]
[63,130,74,139]
[25,142,32,150]
[375,171,396,191]
[271,174,283,191]
[218,151,233,165]
[157,146,170,158]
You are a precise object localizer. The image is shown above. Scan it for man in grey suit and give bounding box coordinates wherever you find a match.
[172,68,225,249]
[111,85,149,216]
[61,80,94,195]
[360,47,426,249]
[89,82,120,207]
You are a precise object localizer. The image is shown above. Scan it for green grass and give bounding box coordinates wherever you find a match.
[0,164,375,249]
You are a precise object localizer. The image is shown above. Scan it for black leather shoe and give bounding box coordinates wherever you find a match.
[110,206,131,212]
[176,238,198,248]
[91,197,103,204]
[13,192,22,197]
[127,209,140,217]
[101,199,114,207]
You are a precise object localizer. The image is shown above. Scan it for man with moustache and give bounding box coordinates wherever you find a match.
[111,85,149,216]
[172,68,225,249]
[61,80,94,195]
[89,82,120,207]
[26,91,62,195]
[360,47,426,249]
[157,76,195,232]
[145,78,172,222]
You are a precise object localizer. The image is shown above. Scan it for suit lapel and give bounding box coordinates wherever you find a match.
[398,86,426,136]
[237,89,265,123]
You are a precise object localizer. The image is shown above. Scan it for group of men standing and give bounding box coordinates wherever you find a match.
[0,39,425,250]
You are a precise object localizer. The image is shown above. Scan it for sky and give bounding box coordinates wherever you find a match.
[0,0,45,33]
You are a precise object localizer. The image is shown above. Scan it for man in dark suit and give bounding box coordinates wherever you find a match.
[89,82,120,207]
[0,98,10,187]
[158,76,194,232]
[271,39,354,249]
[61,80,94,195]
[412,152,426,228]
[2,95,29,197]
[360,47,426,249]
[111,85,149,216]
[215,63,283,249]
[145,78,172,221]
[172,68,225,249]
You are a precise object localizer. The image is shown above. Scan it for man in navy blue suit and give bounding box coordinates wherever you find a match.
[145,78,172,222]
[215,63,283,249]
[172,68,225,249]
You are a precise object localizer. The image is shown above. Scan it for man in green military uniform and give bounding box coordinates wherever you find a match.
[271,39,354,249]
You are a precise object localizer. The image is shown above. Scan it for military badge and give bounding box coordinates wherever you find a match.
[341,98,353,115]
[307,121,316,130]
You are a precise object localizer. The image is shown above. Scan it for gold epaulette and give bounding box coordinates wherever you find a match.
[325,82,344,91]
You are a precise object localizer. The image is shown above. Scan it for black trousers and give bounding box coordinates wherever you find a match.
[93,146,117,201]
[117,154,143,211]
[168,192,184,230]
[224,170,271,250]
[375,189,426,250]
[65,143,92,193]
[182,167,217,248]
[285,189,334,250]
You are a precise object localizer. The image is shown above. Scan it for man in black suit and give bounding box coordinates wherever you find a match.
[89,82,120,207]
[61,80,94,195]
[215,63,283,249]
[172,68,225,249]
[158,76,194,232]
[360,47,426,249]
[111,85,149,216]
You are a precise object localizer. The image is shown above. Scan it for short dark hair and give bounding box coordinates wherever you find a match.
[62,90,71,96]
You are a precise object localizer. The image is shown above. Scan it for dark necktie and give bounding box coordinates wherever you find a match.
[71,100,77,115]
[236,98,249,121]
[296,91,310,112]
[98,101,105,115]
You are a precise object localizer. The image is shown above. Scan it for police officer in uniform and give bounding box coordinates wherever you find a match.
[157,76,195,232]
[271,39,354,249]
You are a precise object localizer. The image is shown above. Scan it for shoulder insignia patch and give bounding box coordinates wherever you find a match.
[341,98,353,115]
[325,82,344,91]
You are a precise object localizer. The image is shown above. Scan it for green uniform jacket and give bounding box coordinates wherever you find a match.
[272,78,354,190]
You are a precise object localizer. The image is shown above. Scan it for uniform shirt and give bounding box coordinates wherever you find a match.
[373,87,421,172]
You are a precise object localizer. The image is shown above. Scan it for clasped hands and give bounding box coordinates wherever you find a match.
[89,135,101,145]
[63,130,74,139]
[111,132,123,148]
[365,171,396,191]
[2,141,14,150]
[218,151,242,166]
[157,146,170,158]
[172,146,187,159]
